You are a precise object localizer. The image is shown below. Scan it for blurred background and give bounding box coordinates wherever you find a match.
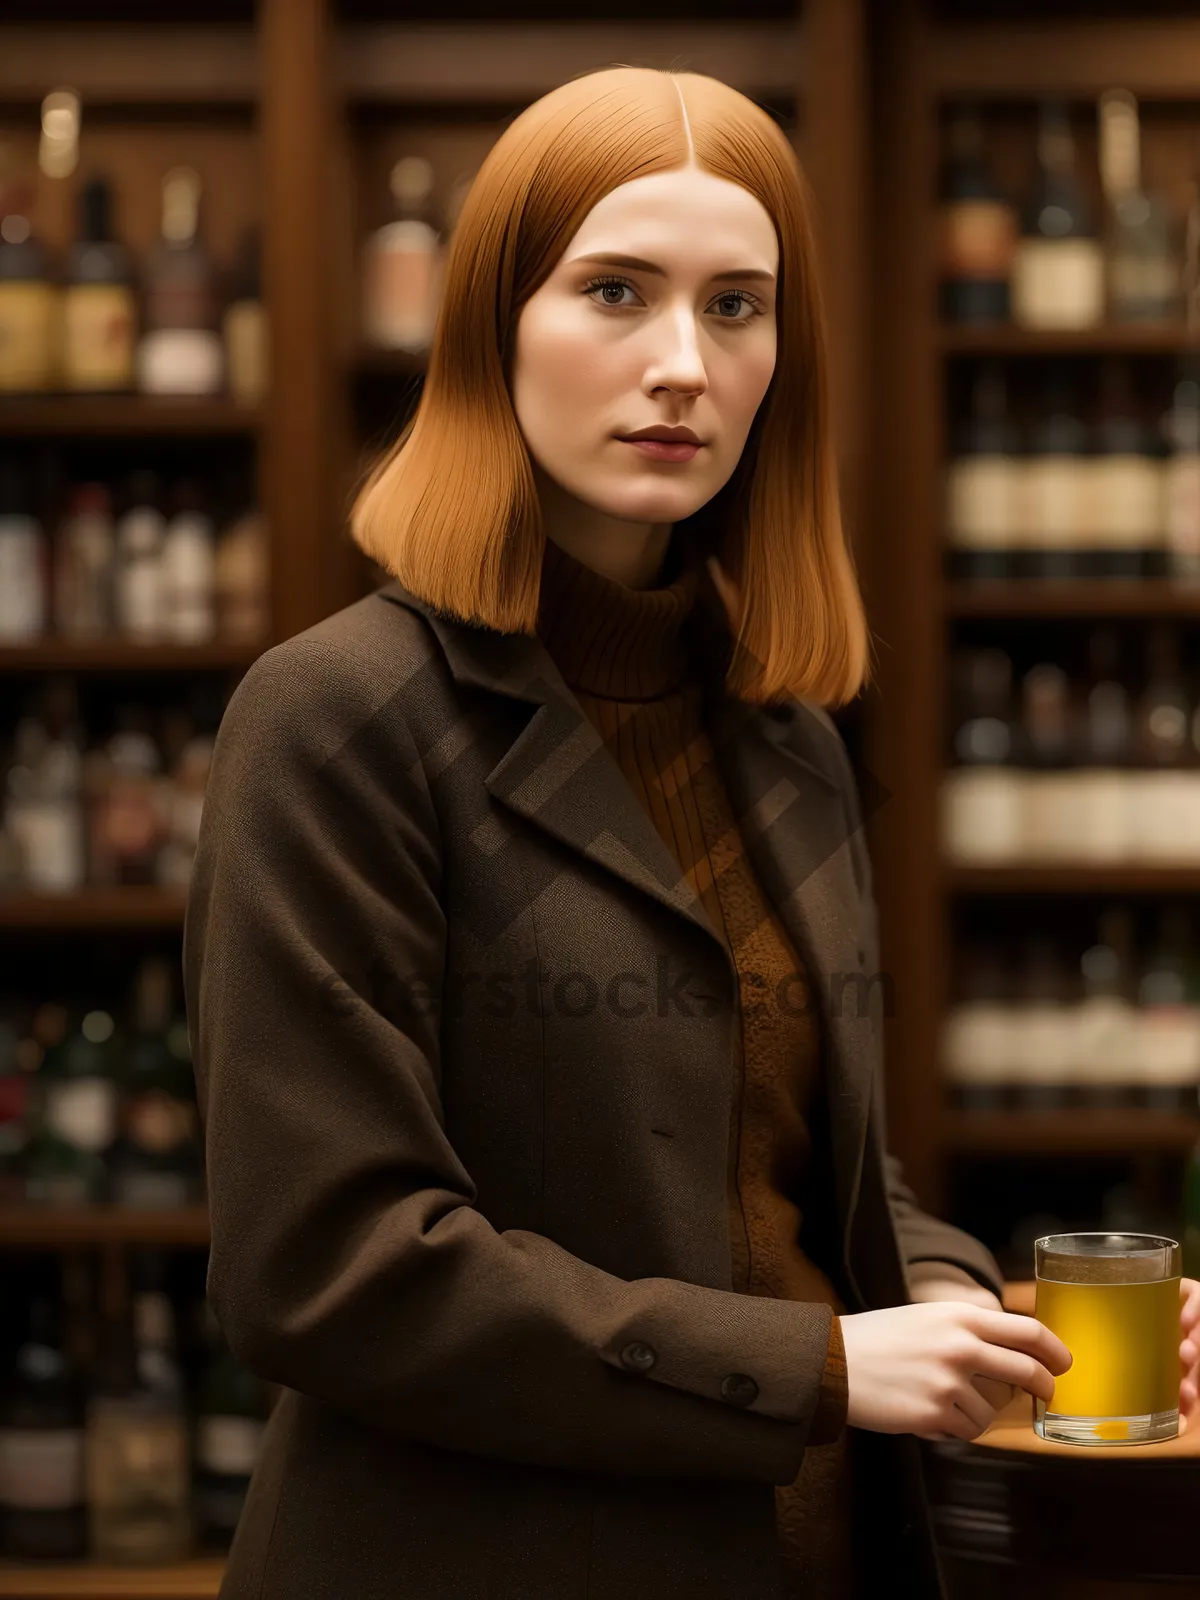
[3,0,1200,1588]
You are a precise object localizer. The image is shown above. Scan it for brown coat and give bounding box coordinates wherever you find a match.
[183,573,1005,1600]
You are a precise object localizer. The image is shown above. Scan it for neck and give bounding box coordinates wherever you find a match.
[533,463,672,589]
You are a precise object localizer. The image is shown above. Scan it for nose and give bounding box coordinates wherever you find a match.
[644,304,708,397]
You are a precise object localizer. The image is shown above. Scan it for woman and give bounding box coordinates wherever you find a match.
[184,66,1197,1600]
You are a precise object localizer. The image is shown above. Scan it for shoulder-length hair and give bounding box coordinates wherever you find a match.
[349,65,871,708]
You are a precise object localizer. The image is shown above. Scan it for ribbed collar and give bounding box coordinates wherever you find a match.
[535,531,704,700]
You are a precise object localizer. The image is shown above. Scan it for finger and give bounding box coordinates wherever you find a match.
[1182,1278,1200,1327]
[965,1339,1057,1404]
[1182,1376,1197,1413]
[951,1385,997,1437]
[972,1374,1016,1412]
[1181,1338,1198,1367]
[972,1308,1073,1376]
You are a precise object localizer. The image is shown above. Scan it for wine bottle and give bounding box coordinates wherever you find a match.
[1012,102,1105,331]
[938,104,1017,324]
[137,167,224,396]
[944,361,1022,579]
[942,648,1023,863]
[62,175,136,393]
[1098,87,1180,324]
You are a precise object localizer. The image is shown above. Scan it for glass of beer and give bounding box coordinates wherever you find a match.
[1033,1232,1181,1446]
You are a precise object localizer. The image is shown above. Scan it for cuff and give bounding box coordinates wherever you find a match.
[806,1314,849,1445]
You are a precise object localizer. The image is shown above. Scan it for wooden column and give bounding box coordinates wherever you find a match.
[259,0,336,642]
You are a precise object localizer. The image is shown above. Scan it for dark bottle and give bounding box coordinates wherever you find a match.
[193,1298,269,1553]
[110,957,202,1209]
[1017,662,1077,861]
[0,1014,30,1202]
[944,362,1022,580]
[0,1286,88,1559]
[938,104,1016,324]
[1086,357,1166,579]
[1012,101,1104,331]
[1076,907,1138,1109]
[1010,935,1076,1110]
[0,178,58,393]
[62,175,136,393]
[1075,628,1133,864]
[136,166,223,397]
[1023,362,1091,579]
[1137,905,1200,1113]
[23,1006,122,1205]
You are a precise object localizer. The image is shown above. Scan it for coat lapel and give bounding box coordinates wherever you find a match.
[378,578,872,1244]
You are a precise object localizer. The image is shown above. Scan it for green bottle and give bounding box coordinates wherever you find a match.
[24,1008,121,1205]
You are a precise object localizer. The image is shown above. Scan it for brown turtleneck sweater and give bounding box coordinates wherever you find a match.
[535,532,857,1597]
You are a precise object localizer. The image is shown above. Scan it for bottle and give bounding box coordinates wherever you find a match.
[53,482,116,639]
[1136,905,1200,1111]
[61,175,136,392]
[1012,102,1105,331]
[1130,624,1194,861]
[0,454,48,642]
[4,683,87,894]
[223,224,267,404]
[362,156,443,352]
[137,167,224,396]
[1164,357,1200,583]
[1075,909,1138,1108]
[0,178,59,392]
[214,496,269,643]
[937,105,1017,324]
[85,1259,192,1563]
[1075,628,1133,862]
[23,1007,122,1205]
[86,706,167,888]
[942,648,1024,863]
[1008,935,1077,1109]
[192,1298,269,1553]
[941,943,1013,1110]
[160,480,216,643]
[1017,662,1077,861]
[1022,362,1090,578]
[1085,357,1166,578]
[113,470,166,642]
[1098,88,1180,324]
[109,957,201,1209]
[944,361,1022,579]
[0,1284,88,1559]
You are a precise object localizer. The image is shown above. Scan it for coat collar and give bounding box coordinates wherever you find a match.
[377,576,873,1242]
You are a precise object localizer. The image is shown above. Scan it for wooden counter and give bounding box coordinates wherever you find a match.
[927,1281,1200,1599]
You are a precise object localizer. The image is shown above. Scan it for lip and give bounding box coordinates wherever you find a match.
[622,438,701,462]
[619,427,702,445]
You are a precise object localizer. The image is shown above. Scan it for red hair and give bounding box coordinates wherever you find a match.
[350,65,871,708]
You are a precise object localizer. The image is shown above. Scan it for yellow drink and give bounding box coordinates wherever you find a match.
[1035,1275,1180,1425]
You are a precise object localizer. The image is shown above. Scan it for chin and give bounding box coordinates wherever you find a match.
[584,482,713,525]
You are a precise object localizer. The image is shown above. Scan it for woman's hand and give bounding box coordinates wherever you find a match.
[839,1301,1072,1443]
[1180,1277,1200,1434]
[906,1274,1015,1419]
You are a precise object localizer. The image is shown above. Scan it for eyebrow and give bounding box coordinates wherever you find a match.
[569,251,776,284]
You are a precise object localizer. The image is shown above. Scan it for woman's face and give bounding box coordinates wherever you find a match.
[511,163,779,532]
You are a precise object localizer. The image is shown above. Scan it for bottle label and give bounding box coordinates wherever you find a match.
[1165,458,1200,563]
[1021,458,1086,544]
[945,458,1020,546]
[1012,239,1105,329]
[1087,457,1165,545]
[1137,1012,1200,1084]
[0,1427,85,1510]
[62,285,135,389]
[196,1415,264,1476]
[939,200,1017,280]
[47,1077,117,1150]
[124,1088,196,1153]
[0,284,59,391]
[941,769,1024,863]
[136,330,224,396]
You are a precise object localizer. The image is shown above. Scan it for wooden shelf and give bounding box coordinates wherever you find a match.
[337,20,805,102]
[353,347,427,380]
[0,640,265,673]
[945,865,1200,895]
[945,580,1200,618]
[0,1559,223,1598]
[938,323,1194,356]
[0,398,261,438]
[0,1205,210,1249]
[944,1109,1200,1155]
[0,889,188,930]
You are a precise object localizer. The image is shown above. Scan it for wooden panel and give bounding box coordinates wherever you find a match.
[947,866,1200,894]
[0,1204,209,1248]
[945,581,1200,618]
[946,1109,1200,1155]
[0,889,187,929]
[0,26,256,106]
[338,21,805,103]
[926,18,1200,99]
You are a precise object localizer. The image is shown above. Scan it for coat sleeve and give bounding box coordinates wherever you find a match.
[185,636,839,1488]
[812,706,1007,1306]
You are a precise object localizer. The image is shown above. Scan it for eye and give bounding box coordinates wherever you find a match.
[581,275,766,321]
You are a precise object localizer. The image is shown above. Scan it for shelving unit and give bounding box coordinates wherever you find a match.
[867,0,1200,1242]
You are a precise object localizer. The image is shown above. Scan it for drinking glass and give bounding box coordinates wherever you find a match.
[1033,1232,1181,1446]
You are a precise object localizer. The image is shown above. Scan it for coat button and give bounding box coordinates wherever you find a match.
[619,1341,657,1373]
[720,1372,758,1406]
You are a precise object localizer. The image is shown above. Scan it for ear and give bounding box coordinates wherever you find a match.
[704,554,743,633]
